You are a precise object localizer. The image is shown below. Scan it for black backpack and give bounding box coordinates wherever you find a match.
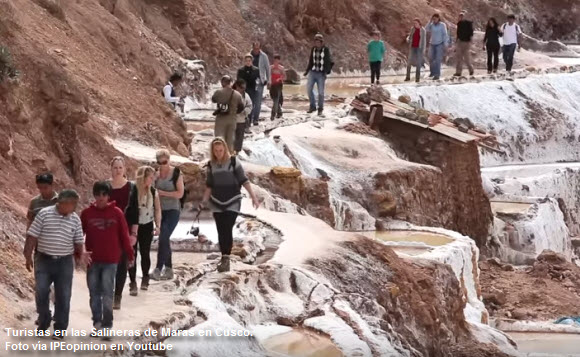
[206,156,237,177]
[171,167,188,209]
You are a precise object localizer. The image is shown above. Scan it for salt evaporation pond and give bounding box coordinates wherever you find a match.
[508,332,580,355]
[491,201,532,215]
[369,230,454,246]
[262,329,343,357]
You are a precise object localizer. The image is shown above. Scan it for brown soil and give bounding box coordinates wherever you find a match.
[480,251,580,321]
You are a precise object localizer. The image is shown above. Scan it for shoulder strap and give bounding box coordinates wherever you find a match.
[502,23,506,31]
[171,167,181,187]
[229,156,236,170]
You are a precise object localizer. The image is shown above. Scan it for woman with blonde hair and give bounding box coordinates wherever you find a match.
[125,166,161,296]
[201,137,260,272]
[108,156,136,309]
[152,149,184,281]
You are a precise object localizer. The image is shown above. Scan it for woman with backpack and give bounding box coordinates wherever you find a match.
[108,157,136,309]
[125,166,161,296]
[152,149,184,281]
[201,137,260,272]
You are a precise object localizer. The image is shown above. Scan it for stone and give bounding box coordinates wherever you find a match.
[415,108,430,117]
[356,92,372,105]
[316,168,330,181]
[271,167,302,178]
[458,124,469,133]
[482,287,507,306]
[501,264,515,272]
[521,184,530,192]
[511,308,532,320]
[454,117,475,129]
[487,257,502,267]
[404,112,418,121]
[366,86,390,102]
[284,68,300,84]
[536,250,567,265]
[395,109,406,117]
[418,115,429,125]
[473,126,487,134]
[398,95,411,104]
[525,66,536,72]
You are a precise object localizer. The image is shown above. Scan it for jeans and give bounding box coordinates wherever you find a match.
[307,71,326,111]
[156,209,180,270]
[249,84,264,124]
[429,43,445,78]
[129,222,153,282]
[213,211,238,255]
[34,254,74,333]
[486,45,500,72]
[114,252,127,298]
[503,43,517,71]
[245,88,256,125]
[269,83,283,119]
[87,263,117,328]
[234,122,245,153]
[455,40,474,75]
[406,47,423,82]
[370,61,381,83]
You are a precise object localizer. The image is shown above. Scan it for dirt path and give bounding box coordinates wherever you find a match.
[2,252,207,356]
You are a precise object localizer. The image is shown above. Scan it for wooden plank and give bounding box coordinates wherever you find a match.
[382,111,429,129]
[430,124,477,143]
[386,99,415,112]
[478,142,506,155]
[369,106,378,128]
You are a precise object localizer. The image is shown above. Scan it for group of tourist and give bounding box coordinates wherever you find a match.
[24,143,258,339]
[400,12,523,81]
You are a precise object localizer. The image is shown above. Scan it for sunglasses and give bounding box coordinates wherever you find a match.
[157,160,169,165]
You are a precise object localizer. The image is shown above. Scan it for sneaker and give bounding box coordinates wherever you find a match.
[270,116,275,121]
[129,281,138,296]
[160,268,173,281]
[150,268,161,281]
[307,108,316,114]
[493,69,497,73]
[404,77,410,82]
[415,79,420,83]
[376,80,380,85]
[252,122,259,126]
[433,76,440,80]
[452,73,461,77]
[90,323,102,338]
[217,255,230,273]
[428,73,434,78]
[113,295,121,310]
[140,276,150,290]
[469,70,474,76]
[317,109,323,116]
[276,113,283,119]
[52,331,65,341]
[100,328,112,342]
[487,70,492,75]
[244,128,251,134]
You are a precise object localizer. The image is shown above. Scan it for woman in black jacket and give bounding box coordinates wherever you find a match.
[483,18,503,74]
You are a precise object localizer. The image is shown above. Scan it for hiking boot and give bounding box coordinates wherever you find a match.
[100,328,112,341]
[452,73,461,77]
[160,268,173,280]
[140,276,150,291]
[90,322,102,338]
[404,77,410,82]
[493,69,497,73]
[433,76,440,80]
[129,281,138,296]
[317,109,323,116]
[252,122,259,126]
[217,255,230,273]
[376,80,380,85]
[415,79,420,83]
[276,113,283,119]
[487,70,492,75]
[270,116,275,121]
[307,108,316,114]
[469,70,474,76]
[150,268,161,281]
[113,295,121,310]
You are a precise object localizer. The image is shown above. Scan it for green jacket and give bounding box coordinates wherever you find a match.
[367,40,385,62]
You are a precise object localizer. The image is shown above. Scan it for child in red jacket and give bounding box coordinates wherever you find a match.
[81,181,134,338]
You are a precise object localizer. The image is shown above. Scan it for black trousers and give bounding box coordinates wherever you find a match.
[486,45,500,72]
[269,83,283,119]
[370,61,382,83]
[128,221,154,282]
[234,122,245,153]
[213,211,238,255]
[114,252,127,298]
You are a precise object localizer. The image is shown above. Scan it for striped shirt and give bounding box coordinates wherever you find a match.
[27,206,84,256]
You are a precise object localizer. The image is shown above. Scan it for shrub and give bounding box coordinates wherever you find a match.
[0,45,19,82]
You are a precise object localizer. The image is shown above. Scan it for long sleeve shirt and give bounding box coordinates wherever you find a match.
[81,202,134,264]
[163,82,179,104]
[426,22,449,45]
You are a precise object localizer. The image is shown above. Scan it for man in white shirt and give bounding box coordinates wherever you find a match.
[501,15,523,72]
[162,73,184,109]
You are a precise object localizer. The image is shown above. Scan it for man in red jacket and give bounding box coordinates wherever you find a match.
[81,181,134,338]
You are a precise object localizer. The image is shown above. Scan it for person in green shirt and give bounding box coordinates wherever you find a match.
[367,31,386,84]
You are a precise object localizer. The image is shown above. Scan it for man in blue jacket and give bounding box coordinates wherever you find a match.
[249,42,270,126]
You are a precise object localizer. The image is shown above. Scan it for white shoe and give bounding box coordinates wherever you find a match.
[150,268,161,281]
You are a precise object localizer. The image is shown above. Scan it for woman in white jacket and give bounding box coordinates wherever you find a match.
[233,79,253,154]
